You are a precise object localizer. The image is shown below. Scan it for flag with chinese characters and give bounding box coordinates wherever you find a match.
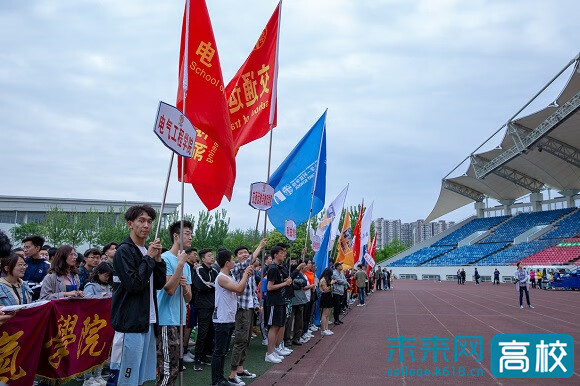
[356,201,373,268]
[315,184,348,250]
[352,201,364,269]
[226,1,281,150]
[267,111,327,233]
[336,210,353,268]
[36,299,115,382]
[0,299,114,385]
[177,0,236,209]
[0,302,52,386]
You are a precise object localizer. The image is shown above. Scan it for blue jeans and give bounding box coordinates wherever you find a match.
[211,322,235,385]
[358,287,365,304]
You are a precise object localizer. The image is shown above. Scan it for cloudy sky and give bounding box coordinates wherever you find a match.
[1,0,578,231]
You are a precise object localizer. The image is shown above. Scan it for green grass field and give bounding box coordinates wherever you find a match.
[64,332,274,385]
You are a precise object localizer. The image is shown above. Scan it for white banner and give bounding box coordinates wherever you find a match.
[364,253,375,268]
[153,101,197,157]
[249,182,274,210]
[285,219,297,241]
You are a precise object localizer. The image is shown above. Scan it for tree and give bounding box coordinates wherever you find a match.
[81,209,100,248]
[9,222,42,245]
[64,212,85,248]
[95,207,130,247]
[222,228,256,252]
[375,239,409,264]
[150,210,196,249]
[209,209,229,249]
[42,207,69,247]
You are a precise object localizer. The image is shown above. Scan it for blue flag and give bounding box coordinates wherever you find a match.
[268,111,327,234]
[315,224,331,278]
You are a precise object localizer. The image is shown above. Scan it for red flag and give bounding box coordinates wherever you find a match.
[176,0,236,209]
[352,201,364,268]
[225,1,281,150]
[366,233,377,277]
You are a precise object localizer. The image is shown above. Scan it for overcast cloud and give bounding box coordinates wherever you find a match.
[0,0,578,230]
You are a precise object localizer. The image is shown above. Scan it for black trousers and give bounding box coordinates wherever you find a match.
[519,286,531,306]
[332,294,342,323]
[194,307,215,362]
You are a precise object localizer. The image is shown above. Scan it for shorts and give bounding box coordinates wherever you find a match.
[265,305,286,327]
[108,324,157,385]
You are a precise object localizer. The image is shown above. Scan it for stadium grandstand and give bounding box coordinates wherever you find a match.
[381,53,580,286]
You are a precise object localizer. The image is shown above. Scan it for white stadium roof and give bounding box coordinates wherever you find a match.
[426,53,580,223]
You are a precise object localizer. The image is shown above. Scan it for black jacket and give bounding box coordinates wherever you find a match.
[192,263,218,309]
[111,237,166,333]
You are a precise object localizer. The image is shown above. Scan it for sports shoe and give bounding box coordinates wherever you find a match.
[273,352,284,360]
[82,377,98,386]
[309,325,319,332]
[265,353,282,363]
[199,356,212,365]
[227,376,245,385]
[251,333,257,338]
[321,330,332,336]
[529,305,535,309]
[275,347,291,356]
[520,305,524,309]
[357,304,364,307]
[303,332,314,338]
[95,377,107,386]
[183,352,195,363]
[193,363,203,371]
[298,336,309,344]
[262,338,268,346]
[237,370,256,379]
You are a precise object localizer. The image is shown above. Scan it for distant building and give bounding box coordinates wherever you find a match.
[0,195,179,246]
[374,217,454,248]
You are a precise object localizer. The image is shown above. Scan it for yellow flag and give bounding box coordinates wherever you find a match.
[336,211,354,269]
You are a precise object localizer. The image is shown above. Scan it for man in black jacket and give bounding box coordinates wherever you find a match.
[107,205,165,386]
[192,248,219,371]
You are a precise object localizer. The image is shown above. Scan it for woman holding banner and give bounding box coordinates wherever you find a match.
[40,245,83,300]
[0,254,33,306]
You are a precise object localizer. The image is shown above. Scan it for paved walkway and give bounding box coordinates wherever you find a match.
[252,280,580,385]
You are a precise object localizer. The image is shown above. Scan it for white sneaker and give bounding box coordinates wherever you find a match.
[95,377,107,386]
[309,325,319,332]
[95,378,107,386]
[183,352,195,363]
[82,378,97,386]
[275,347,291,356]
[357,304,364,307]
[273,352,284,360]
[298,337,309,344]
[228,375,246,385]
[262,338,268,346]
[326,329,334,335]
[265,353,282,363]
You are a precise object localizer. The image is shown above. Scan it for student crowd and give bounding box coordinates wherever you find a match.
[0,204,384,386]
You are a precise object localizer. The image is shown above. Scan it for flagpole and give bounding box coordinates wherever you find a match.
[260,0,282,254]
[303,109,327,251]
[154,153,175,240]
[262,126,274,269]
[177,2,190,385]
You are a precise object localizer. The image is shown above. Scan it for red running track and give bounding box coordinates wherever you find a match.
[252,280,580,386]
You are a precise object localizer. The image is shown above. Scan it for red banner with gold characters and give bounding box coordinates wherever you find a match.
[0,298,114,385]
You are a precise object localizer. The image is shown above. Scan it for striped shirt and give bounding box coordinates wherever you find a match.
[230,257,258,310]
